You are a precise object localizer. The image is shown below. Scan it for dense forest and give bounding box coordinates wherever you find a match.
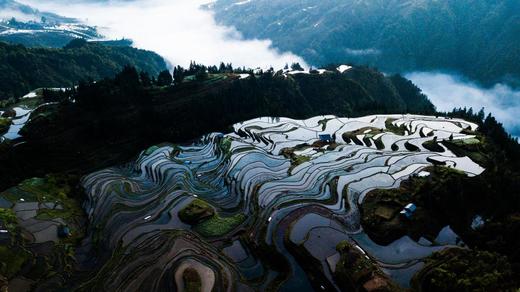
[211,0,520,87]
[0,39,167,100]
[0,64,434,189]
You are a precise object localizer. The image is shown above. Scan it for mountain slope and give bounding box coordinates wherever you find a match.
[0,40,167,100]
[210,0,520,87]
[0,69,519,291]
[0,66,434,189]
[0,66,519,291]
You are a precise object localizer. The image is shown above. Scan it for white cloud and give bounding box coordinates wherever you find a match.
[407,72,520,137]
[0,9,39,22]
[17,0,307,69]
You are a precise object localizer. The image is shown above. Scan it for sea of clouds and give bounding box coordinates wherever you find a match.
[18,0,306,69]
[407,72,520,137]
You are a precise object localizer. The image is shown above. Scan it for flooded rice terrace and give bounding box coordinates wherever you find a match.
[80,114,483,291]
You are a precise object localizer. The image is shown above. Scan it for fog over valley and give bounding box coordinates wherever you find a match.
[17,0,306,69]
[407,72,520,138]
[4,0,518,139]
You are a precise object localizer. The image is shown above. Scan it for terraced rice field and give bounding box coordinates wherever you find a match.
[81,114,484,291]
[1,101,58,142]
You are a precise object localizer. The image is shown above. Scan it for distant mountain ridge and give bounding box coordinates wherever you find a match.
[0,0,72,23]
[0,0,103,47]
[210,0,520,87]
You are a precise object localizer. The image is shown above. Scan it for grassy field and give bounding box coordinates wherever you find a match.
[0,208,17,233]
[0,117,11,134]
[385,119,407,136]
[194,213,246,237]
[178,199,215,225]
[0,245,31,278]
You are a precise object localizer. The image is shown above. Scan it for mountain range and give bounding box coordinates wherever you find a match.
[210,0,520,87]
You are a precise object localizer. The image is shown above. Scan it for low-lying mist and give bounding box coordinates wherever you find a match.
[407,72,520,137]
[18,0,306,69]
[1,9,38,22]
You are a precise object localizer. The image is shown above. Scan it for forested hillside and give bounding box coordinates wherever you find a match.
[0,39,167,100]
[211,0,520,87]
[0,65,434,189]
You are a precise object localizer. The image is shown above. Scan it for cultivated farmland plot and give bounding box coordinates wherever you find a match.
[80,114,483,290]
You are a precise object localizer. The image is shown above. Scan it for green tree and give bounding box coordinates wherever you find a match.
[157,70,173,86]
[477,107,485,121]
[63,38,88,49]
[291,62,304,71]
[173,66,185,84]
[115,66,140,89]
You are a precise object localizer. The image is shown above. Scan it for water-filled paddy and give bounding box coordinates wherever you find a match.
[80,114,484,290]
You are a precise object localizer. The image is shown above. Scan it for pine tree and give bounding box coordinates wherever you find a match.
[173,66,185,84]
[477,108,485,121]
[219,62,226,73]
[157,70,173,86]
[291,62,304,71]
